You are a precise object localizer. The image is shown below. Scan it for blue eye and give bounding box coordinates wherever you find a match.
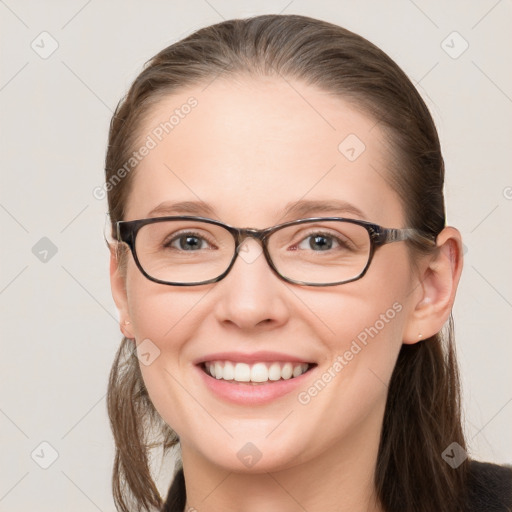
[300,234,337,251]
[165,231,213,251]
[295,231,353,252]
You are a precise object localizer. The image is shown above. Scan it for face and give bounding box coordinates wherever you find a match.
[111,76,424,474]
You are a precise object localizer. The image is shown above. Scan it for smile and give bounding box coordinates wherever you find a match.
[194,351,318,404]
[202,361,312,384]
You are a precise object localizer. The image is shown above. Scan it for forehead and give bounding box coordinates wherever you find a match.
[126,76,404,226]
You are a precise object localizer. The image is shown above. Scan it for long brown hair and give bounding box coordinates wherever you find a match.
[105,14,467,512]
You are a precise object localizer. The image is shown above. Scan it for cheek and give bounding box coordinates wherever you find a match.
[309,268,409,359]
[288,291,406,456]
[307,289,406,401]
[294,257,411,410]
[124,261,201,345]
[128,284,208,407]
[124,276,203,434]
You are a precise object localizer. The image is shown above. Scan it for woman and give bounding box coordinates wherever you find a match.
[104,14,512,512]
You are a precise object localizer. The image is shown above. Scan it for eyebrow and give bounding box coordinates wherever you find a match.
[147,200,217,218]
[145,199,368,221]
[280,199,367,220]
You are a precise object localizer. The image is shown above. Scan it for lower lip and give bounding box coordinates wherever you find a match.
[195,364,315,405]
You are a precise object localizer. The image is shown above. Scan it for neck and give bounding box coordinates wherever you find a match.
[180,410,385,512]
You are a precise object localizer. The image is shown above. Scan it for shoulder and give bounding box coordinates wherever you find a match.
[464,460,512,512]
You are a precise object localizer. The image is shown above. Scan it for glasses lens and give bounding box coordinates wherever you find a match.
[268,220,371,284]
[135,220,235,284]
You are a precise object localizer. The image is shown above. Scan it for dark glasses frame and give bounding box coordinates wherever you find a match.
[114,215,436,287]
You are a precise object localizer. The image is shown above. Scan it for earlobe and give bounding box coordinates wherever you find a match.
[403,227,463,344]
[109,244,134,339]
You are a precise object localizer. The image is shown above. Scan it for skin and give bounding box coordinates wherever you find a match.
[110,75,463,512]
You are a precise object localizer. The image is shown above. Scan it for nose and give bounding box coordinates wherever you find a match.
[212,237,289,330]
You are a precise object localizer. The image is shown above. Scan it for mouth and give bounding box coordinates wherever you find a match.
[199,360,315,384]
[194,351,318,404]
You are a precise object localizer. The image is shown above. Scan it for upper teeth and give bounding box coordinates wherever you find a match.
[205,361,309,383]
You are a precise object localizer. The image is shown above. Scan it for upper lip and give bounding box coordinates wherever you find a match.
[193,351,315,365]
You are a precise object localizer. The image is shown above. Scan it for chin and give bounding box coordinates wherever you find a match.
[181,430,313,475]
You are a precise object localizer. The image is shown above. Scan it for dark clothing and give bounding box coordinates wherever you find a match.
[162,460,512,511]
[464,461,512,511]
[163,467,185,512]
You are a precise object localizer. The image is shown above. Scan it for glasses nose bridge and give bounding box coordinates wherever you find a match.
[234,226,269,247]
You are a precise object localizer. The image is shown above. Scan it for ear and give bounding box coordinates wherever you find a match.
[402,227,463,344]
[110,244,134,339]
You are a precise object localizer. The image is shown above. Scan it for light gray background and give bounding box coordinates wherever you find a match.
[1,1,511,510]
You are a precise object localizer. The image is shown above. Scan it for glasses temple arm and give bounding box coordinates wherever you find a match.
[380,228,437,247]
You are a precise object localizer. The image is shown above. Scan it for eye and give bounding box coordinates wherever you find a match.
[295,231,353,252]
[165,231,215,251]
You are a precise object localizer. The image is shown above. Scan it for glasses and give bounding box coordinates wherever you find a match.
[114,216,435,287]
